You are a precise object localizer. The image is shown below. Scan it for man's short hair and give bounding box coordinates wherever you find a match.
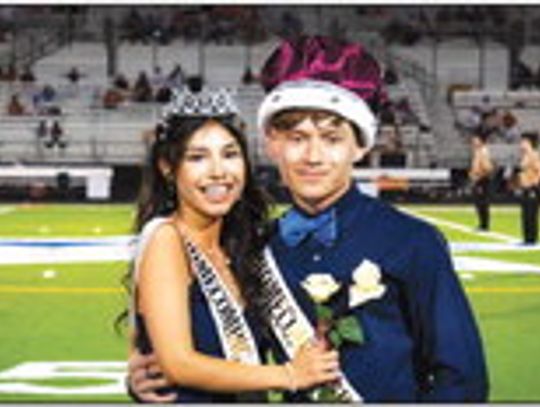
[268,108,365,147]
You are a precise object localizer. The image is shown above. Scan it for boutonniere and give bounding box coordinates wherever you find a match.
[300,260,386,401]
[349,259,386,308]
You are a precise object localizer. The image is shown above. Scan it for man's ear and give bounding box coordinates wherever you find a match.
[264,128,281,164]
[354,145,369,163]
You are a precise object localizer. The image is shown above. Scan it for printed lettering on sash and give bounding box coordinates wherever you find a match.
[260,247,362,402]
[185,239,260,365]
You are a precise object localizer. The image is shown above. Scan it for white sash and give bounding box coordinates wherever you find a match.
[133,217,260,366]
[184,238,261,366]
[261,246,362,402]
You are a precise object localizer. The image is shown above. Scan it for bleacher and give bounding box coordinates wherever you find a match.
[0,35,280,165]
[452,89,540,168]
[0,5,444,170]
[2,5,540,201]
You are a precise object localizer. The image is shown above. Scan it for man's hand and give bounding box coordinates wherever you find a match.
[127,351,176,403]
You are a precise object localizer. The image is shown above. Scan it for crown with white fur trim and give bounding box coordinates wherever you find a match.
[257,79,377,149]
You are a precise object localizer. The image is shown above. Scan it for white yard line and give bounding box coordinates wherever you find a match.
[0,237,537,276]
[0,206,15,216]
[401,208,519,244]
[399,205,518,213]
[454,256,540,274]
[451,242,539,252]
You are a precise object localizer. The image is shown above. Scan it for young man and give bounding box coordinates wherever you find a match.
[469,133,494,231]
[518,132,540,244]
[126,36,488,402]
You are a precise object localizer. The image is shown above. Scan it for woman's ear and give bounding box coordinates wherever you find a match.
[158,158,172,178]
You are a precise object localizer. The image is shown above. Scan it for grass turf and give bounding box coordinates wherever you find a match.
[0,203,539,402]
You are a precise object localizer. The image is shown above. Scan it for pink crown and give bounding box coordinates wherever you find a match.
[260,36,386,112]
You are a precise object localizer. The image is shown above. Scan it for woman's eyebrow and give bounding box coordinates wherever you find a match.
[185,146,207,152]
[187,141,239,151]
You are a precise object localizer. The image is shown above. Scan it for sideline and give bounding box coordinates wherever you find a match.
[0,285,122,294]
[401,207,519,243]
[0,207,15,216]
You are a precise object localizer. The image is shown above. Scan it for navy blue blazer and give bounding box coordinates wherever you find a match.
[270,184,488,402]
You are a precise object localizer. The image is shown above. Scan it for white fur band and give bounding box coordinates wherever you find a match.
[257,79,377,149]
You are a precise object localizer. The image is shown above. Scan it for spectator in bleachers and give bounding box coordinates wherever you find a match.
[510,59,535,90]
[478,95,494,116]
[33,84,62,116]
[167,63,185,88]
[132,71,153,102]
[456,106,482,137]
[379,124,407,167]
[7,94,25,115]
[44,120,67,150]
[379,100,397,125]
[241,66,256,85]
[478,108,500,139]
[36,119,48,140]
[154,85,172,103]
[517,132,540,244]
[150,66,165,89]
[103,86,125,109]
[471,96,499,140]
[394,97,419,126]
[500,109,520,143]
[469,133,494,231]
[66,66,82,84]
[383,64,399,85]
[278,11,304,39]
[40,84,57,103]
[186,75,204,93]
[122,8,147,44]
[19,65,36,83]
[113,72,130,91]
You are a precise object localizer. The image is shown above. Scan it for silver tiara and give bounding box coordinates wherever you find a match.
[161,87,240,119]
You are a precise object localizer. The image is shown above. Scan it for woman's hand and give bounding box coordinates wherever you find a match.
[286,339,340,391]
[127,350,176,403]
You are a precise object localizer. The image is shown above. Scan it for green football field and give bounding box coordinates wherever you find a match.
[0,203,539,402]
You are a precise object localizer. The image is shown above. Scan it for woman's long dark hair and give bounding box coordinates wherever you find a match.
[116,112,273,331]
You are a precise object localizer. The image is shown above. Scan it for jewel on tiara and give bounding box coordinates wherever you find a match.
[161,87,240,119]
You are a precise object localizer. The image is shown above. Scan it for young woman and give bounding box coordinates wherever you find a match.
[126,91,340,402]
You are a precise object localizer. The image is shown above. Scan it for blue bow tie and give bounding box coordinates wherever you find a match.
[279,208,337,247]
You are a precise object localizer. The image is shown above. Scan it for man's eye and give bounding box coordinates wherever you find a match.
[287,133,304,142]
[324,134,342,143]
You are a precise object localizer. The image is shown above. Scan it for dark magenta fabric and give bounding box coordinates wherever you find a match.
[260,35,387,112]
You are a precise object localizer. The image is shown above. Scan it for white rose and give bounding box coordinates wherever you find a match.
[349,259,386,308]
[301,273,341,304]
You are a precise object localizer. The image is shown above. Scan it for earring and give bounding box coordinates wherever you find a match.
[162,173,177,213]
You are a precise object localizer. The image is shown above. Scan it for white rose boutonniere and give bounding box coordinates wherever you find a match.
[301,273,341,304]
[349,259,386,308]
